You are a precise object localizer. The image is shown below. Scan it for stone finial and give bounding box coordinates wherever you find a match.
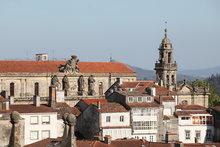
[10,111,20,124]
[9,111,21,147]
[164,28,168,38]
[67,113,76,126]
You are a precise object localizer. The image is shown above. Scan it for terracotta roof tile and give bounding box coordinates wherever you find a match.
[82,98,107,105]
[174,111,209,116]
[154,96,175,103]
[10,104,56,113]
[121,81,176,95]
[55,102,81,117]
[0,96,6,100]
[0,61,135,73]
[127,102,160,108]
[96,103,129,113]
[116,91,150,96]
[176,105,207,110]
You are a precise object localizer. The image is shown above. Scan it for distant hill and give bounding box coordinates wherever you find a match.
[126,64,200,81]
[180,66,220,78]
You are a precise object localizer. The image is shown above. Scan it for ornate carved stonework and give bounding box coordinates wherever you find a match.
[60,55,80,73]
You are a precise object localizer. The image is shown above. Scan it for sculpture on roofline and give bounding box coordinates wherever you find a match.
[59,55,80,73]
[88,75,95,95]
[78,75,84,95]
[51,75,61,90]
[62,75,70,96]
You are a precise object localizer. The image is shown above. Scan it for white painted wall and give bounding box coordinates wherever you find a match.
[102,128,132,140]
[20,112,58,145]
[100,112,130,127]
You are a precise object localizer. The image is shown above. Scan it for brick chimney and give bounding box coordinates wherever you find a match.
[104,135,111,144]
[49,86,56,108]
[97,101,101,110]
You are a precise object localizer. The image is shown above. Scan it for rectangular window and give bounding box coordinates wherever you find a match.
[206,130,212,140]
[185,130,190,140]
[133,121,157,130]
[30,131,39,140]
[195,130,201,140]
[42,116,50,124]
[42,130,50,139]
[120,116,124,122]
[147,96,152,102]
[181,117,190,120]
[150,136,154,142]
[137,97,142,102]
[30,116,38,125]
[128,97,133,103]
[106,116,111,122]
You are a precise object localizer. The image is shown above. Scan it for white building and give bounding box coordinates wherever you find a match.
[76,98,132,140]
[175,105,214,143]
[107,90,161,142]
[10,104,58,145]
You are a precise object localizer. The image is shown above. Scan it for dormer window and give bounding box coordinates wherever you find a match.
[138,97,142,102]
[147,96,152,102]
[128,96,133,103]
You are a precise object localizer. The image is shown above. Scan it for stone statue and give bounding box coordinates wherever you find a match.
[78,75,84,95]
[60,55,80,73]
[88,75,95,95]
[51,75,60,90]
[62,75,70,91]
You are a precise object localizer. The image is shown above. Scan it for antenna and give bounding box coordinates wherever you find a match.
[165,21,168,28]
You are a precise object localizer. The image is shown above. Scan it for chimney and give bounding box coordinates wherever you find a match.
[104,135,111,144]
[145,87,156,96]
[34,95,40,107]
[9,96,14,104]
[159,95,163,105]
[97,101,101,110]
[6,100,10,110]
[94,135,102,141]
[49,86,56,108]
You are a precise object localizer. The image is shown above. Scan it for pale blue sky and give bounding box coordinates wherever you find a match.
[0,0,219,70]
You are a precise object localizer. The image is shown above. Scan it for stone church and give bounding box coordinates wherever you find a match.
[154,29,209,107]
[0,55,136,104]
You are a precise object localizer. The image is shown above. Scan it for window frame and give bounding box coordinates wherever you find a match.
[128,96,134,103]
[185,130,190,140]
[120,116,124,122]
[42,130,50,139]
[30,131,39,140]
[42,116,50,125]
[106,116,111,122]
[30,116,39,125]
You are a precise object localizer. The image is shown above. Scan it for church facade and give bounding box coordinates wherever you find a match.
[154,29,209,107]
[0,55,136,103]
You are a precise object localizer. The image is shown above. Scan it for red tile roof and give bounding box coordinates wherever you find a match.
[176,105,207,110]
[174,111,209,116]
[10,104,56,113]
[154,96,175,102]
[0,61,135,73]
[82,98,108,105]
[55,102,81,117]
[127,102,160,108]
[97,103,129,113]
[0,96,6,100]
[121,81,176,95]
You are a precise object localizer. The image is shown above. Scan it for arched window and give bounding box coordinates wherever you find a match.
[10,82,15,96]
[99,82,103,95]
[172,75,175,84]
[34,82,39,96]
[182,100,188,105]
[166,75,169,85]
[168,52,171,63]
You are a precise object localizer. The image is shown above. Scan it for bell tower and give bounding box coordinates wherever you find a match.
[154,29,177,91]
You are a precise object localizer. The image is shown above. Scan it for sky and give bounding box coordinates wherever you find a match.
[0,0,219,71]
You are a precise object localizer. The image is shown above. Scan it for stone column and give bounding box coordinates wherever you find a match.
[66,114,76,147]
[62,113,69,139]
[8,111,21,147]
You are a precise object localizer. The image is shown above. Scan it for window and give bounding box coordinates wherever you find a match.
[133,121,157,130]
[10,82,15,96]
[34,82,39,96]
[185,130,190,140]
[99,82,103,95]
[182,100,188,105]
[195,130,201,140]
[30,131,39,140]
[120,116,124,122]
[30,116,38,125]
[42,130,50,139]
[138,97,142,102]
[106,116,111,122]
[128,97,133,103]
[181,117,190,120]
[42,116,50,124]
[206,130,212,140]
[150,136,154,142]
[192,116,213,125]
[147,97,152,102]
